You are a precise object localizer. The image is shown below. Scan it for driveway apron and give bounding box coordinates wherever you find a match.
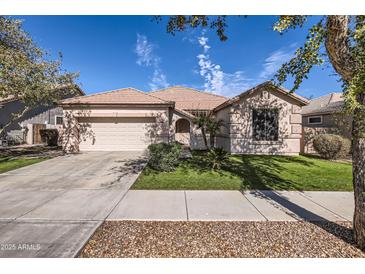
[0,151,146,258]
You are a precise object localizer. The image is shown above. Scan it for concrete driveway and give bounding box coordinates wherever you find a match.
[0,151,147,258]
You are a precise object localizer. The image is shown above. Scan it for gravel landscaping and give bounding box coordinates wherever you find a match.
[79,221,365,258]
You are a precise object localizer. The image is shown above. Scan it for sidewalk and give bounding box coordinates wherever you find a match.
[108,190,354,222]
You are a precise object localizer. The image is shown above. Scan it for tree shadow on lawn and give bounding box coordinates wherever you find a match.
[178,153,320,185]
[223,155,315,191]
[179,154,228,177]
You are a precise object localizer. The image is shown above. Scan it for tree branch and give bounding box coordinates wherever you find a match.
[0,106,30,136]
[325,15,354,82]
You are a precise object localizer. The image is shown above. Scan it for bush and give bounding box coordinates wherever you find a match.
[338,137,351,158]
[40,129,59,146]
[313,134,351,159]
[148,142,182,172]
[206,147,229,170]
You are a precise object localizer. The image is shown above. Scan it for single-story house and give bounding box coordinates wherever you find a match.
[60,81,308,155]
[301,92,351,153]
[0,85,84,145]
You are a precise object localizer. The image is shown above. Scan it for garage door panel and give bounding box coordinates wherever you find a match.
[78,117,155,123]
[82,138,150,144]
[83,133,149,137]
[78,117,156,151]
[89,123,153,128]
[81,138,150,144]
[85,129,152,134]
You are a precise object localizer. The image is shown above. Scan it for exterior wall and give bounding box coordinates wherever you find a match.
[170,111,208,150]
[216,88,303,155]
[0,100,25,143]
[303,113,350,129]
[22,107,63,126]
[215,106,231,153]
[302,113,352,137]
[301,113,352,153]
[61,106,170,152]
[0,99,62,144]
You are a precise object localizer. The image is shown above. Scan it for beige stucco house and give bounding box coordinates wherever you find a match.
[60,81,308,155]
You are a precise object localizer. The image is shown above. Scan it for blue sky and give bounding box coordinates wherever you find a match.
[18,16,342,99]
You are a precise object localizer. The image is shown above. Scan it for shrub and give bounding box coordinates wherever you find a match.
[313,134,351,159]
[206,147,229,170]
[39,129,59,146]
[148,142,182,172]
[338,137,351,158]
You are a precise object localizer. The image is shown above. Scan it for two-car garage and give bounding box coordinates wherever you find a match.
[77,117,156,151]
[60,87,173,153]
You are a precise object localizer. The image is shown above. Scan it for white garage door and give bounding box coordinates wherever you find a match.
[78,117,156,151]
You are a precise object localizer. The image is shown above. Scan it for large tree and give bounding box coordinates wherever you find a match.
[0,16,78,135]
[160,15,365,250]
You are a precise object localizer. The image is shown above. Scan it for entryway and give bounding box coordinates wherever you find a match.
[175,118,190,146]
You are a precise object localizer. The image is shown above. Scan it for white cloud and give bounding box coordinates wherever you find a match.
[259,48,295,79]
[149,68,169,91]
[221,71,258,97]
[196,34,258,97]
[196,34,224,94]
[196,33,297,97]
[135,34,169,90]
[198,36,210,53]
[135,34,155,67]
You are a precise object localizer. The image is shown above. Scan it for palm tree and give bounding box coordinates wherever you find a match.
[206,118,225,148]
[193,114,210,150]
[193,114,225,149]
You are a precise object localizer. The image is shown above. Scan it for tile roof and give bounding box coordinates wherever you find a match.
[60,88,173,105]
[150,86,228,110]
[214,81,309,112]
[302,92,344,115]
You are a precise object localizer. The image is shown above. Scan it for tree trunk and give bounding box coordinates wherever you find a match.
[325,15,365,249]
[325,16,354,82]
[201,127,209,150]
[209,133,215,148]
[352,93,365,250]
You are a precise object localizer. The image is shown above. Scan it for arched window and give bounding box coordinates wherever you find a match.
[176,119,190,133]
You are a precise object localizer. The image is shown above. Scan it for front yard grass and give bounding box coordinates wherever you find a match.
[0,156,48,174]
[132,152,353,191]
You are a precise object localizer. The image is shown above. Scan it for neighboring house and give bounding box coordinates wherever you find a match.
[60,81,308,155]
[0,86,84,145]
[301,92,351,153]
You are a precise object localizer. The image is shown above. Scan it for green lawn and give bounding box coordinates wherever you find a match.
[132,152,353,191]
[0,157,48,174]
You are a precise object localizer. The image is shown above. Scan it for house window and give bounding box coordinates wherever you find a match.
[252,109,279,141]
[55,116,63,125]
[188,110,209,117]
[308,116,322,125]
[176,119,190,133]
